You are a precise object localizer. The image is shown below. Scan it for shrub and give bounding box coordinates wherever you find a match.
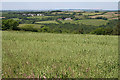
[104,27,113,35]
[20,25,38,32]
[95,17,108,20]
[41,26,49,32]
[112,24,120,35]
[2,19,19,30]
[90,27,106,35]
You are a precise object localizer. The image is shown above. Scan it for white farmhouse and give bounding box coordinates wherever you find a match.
[37,14,44,16]
[64,18,72,20]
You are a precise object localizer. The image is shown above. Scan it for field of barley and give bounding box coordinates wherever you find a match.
[2,31,118,78]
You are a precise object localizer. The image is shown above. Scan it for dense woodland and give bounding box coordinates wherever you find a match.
[1,10,119,35]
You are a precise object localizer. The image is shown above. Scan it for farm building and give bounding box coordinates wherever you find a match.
[27,14,36,16]
[0,17,5,19]
[22,13,44,16]
[64,18,72,20]
[37,14,44,16]
[58,18,62,21]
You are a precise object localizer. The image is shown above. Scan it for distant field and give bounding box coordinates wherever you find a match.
[27,16,54,19]
[2,31,118,78]
[18,24,43,28]
[82,12,103,16]
[35,21,59,24]
[75,19,108,26]
[18,24,44,31]
[89,12,118,20]
[11,18,22,21]
[18,24,43,27]
[52,12,73,15]
[61,19,108,26]
[19,19,108,26]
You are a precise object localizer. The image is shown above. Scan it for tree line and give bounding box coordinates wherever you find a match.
[1,19,119,35]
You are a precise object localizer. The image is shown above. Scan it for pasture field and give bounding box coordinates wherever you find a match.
[18,24,43,28]
[75,19,108,26]
[2,31,118,78]
[18,24,44,31]
[35,21,59,24]
[11,18,21,21]
[61,19,108,26]
[82,12,103,16]
[89,12,118,20]
[27,16,54,19]
[51,12,73,15]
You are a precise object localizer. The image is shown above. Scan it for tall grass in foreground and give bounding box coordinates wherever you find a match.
[2,31,118,78]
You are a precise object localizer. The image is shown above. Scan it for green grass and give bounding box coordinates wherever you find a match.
[61,19,108,26]
[18,24,44,31]
[18,24,43,28]
[61,20,74,24]
[82,12,103,16]
[2,31,118,78]
[35,21,59,24]
[27,16,54,19]
[11,18,21,21]
[75,19,108,26]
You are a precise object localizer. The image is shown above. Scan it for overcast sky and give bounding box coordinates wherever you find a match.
[2,2,118,10]
[1,0,120,2]
[1,0,119,10]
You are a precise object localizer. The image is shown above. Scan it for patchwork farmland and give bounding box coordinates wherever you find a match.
[2,9,119,78]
